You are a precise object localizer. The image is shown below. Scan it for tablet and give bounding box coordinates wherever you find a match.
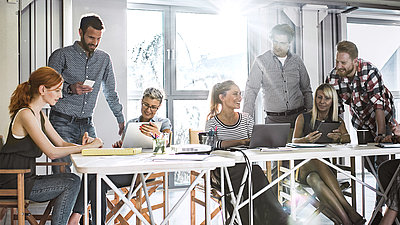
[315,122,341,143]
[122,122,162,149]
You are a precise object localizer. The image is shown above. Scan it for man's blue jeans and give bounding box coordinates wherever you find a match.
[49,111,96,173]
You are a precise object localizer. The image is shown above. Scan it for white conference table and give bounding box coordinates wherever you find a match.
[71,153,235,225]
[212,143,400,225]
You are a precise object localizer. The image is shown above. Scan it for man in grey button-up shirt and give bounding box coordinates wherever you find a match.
[48,14,125,173]
[243,24,313,128]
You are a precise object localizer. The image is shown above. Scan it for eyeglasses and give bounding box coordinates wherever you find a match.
[142,102,160,111]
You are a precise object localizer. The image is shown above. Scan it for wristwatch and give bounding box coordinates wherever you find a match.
[67,85,73,94]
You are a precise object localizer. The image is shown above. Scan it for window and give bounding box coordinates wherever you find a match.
[127,3,248,187]
[347,20,400,120]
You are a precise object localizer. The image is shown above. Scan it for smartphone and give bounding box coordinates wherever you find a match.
[83,79,95,87]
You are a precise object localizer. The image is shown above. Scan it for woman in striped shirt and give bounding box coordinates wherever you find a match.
[206,80,290,225]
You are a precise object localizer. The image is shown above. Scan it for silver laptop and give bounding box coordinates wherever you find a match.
[122,122,162,149]
[249,123,291,148]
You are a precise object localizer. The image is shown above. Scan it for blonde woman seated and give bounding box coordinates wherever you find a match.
[293,83,364,225]
[206,80,290,225]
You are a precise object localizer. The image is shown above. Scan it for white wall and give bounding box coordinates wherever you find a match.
[72,0,127,147]
[0,1,19,137]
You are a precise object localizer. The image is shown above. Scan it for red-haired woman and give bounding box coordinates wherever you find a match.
[0,67,102,225]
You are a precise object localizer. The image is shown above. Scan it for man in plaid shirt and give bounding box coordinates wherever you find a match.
[326,41,394,142]
[326,41,395,216]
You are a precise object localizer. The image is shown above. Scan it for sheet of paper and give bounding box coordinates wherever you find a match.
[152,154,210,161]
[286,143,327,148]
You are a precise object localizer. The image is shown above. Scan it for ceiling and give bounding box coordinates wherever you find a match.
[127,0,400,10]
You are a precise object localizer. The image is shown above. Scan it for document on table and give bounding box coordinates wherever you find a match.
[376,143,400,148]
[152,154,210,161]
[82,148,142,156]
[260,147,293,152]
[286,143,327,148]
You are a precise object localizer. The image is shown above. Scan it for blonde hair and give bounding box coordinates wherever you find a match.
[310,84,339,128]
[207,80,236,120]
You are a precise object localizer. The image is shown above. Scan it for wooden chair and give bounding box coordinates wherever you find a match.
[189,129,222,225]
[0,163,67,225]
[0,168,31,225]
[189,129,201,144]
[105,172,167,224]
[0,133,68,225]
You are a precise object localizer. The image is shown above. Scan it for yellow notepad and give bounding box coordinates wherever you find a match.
[82,148,142,156]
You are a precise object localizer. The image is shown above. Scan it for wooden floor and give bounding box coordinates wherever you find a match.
[0,173,381,224]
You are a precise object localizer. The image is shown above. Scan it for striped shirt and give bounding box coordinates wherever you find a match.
[205,112,254,149]
[48,41,124,123]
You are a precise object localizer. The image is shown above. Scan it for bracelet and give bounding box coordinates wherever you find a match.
[377,134,386,138]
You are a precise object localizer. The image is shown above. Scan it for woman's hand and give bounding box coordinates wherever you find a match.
[112,140,123,148]
[327,129,341,142]
[139,122,160,137]
[304,131,322,143]
[81,132,94,145]
[86,137,103,148]
[240,139,250,146]
[392,124,400,136]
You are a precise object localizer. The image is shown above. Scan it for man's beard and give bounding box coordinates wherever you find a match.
[337,65,354,77]
[81,37,96,53]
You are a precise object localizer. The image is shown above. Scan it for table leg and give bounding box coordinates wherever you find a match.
[290,159,296,219]
[101,175,151,225]
[205,170,211,225]
[221,167,225,222]
[84,173,88,225]
[96,174,101,225]
[160,170,206,225]
[362,156,366,217]
[164,172,169,225]
[248,165,253,225]
[227,166,247,225]
[140,173,155,225]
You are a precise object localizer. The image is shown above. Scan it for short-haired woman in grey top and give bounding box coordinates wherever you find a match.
[69,87,171,225]
[206,80,290,225]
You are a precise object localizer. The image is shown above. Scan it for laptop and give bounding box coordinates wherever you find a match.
[122,122,162,149]
[249,123,291,148]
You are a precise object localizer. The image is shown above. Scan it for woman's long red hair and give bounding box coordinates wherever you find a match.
[9,67,63,118]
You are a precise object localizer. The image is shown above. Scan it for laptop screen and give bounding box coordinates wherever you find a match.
[249,123,291,148]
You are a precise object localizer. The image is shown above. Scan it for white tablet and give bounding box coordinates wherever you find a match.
[122,122,162,149]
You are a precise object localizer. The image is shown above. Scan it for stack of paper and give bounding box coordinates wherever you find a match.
[82,148,142,156]
[286,143,327,148]
[171,144,211,154]
[153,154,210,161]
[376,143,400,148]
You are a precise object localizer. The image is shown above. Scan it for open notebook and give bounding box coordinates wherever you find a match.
[82,148,142,156]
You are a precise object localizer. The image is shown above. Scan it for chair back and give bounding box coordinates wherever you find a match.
[0,135,3,149]
[189,129,202,144]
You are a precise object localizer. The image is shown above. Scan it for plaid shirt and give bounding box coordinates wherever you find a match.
[326,58,394,134]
